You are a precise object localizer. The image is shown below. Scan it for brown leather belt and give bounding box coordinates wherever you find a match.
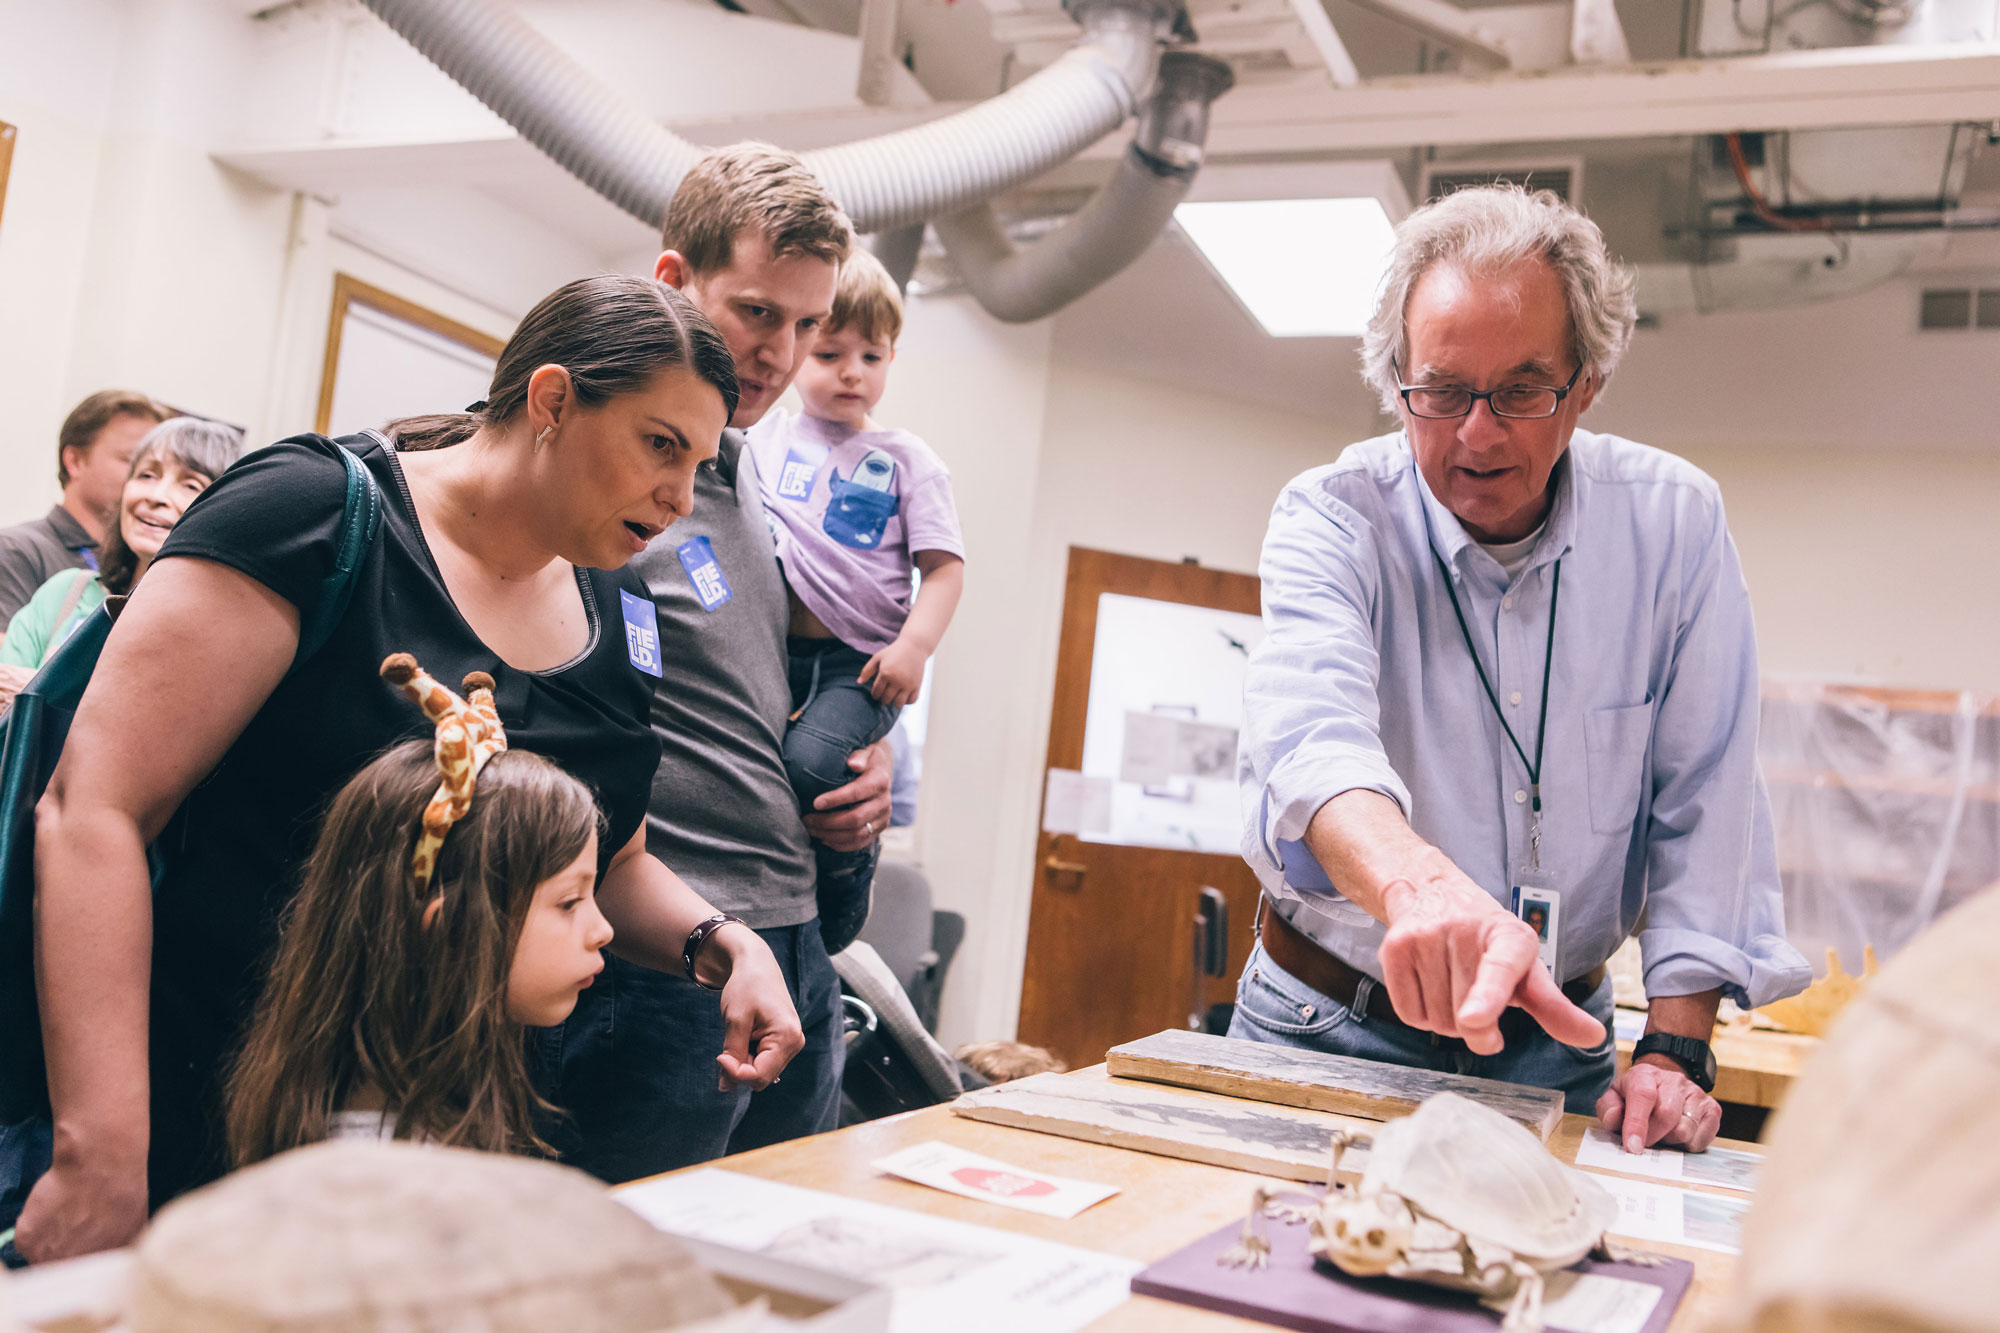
[1256,898,1606,1045]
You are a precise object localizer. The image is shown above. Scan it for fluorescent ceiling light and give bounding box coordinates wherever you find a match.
[1175,196,1397,338]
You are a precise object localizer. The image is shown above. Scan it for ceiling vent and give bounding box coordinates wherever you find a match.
[1421,159,1583,206]
[1918,284,2000,331]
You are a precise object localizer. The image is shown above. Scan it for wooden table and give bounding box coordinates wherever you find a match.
[1615,1023,1818,1109]
[693,1071,1754,1331]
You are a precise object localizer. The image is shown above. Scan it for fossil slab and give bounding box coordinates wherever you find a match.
[951,1067,1374,1181]
[1108,1029,1564,1140]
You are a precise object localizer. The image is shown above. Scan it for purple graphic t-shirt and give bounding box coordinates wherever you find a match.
[747,408,965,654]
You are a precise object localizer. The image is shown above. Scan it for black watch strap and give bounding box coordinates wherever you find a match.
[1632,1032,1717,1093]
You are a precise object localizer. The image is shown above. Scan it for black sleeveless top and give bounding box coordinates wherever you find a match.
[144,432,661,1200]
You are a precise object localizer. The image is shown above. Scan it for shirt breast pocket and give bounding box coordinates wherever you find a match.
[1583,699,1654,836]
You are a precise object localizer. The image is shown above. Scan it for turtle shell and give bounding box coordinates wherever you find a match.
[126,1140,742,1332]
[1359,1092,1616,1267]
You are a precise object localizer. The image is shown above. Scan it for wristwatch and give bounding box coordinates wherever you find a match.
[1631,1032,1717,1094]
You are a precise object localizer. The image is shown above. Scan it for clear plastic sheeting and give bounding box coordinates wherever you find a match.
[1760,680,2000,977]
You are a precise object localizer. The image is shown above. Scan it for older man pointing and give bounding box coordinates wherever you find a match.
[1232,185,1808,1153]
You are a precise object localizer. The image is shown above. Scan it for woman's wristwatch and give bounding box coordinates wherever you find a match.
[683,912,746,992]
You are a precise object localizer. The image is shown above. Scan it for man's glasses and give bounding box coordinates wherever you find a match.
[1393,361,1584,420]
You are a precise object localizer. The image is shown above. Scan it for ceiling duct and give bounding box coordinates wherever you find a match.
[353,0,1230,323]
[1613,0,1999,316]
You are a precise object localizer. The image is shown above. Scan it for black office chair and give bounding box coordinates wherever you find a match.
[833,941,981,1124]
[855,860,961,1034]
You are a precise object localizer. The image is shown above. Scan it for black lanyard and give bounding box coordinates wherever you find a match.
[1431,550,1561,828]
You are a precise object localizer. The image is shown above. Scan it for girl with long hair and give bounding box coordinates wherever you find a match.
[227,658,609,1165]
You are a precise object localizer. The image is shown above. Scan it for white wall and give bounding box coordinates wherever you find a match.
[871,296,1056,1047]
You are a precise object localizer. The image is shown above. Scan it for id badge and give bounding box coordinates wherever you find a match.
[676,536,733,612]
[1510,882,1560,977]
[618,589,663,678]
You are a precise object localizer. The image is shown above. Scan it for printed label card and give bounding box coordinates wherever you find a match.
[871,1142,1121,1219]
[1597,1174,1750,1254]
[1576,1127,1761,1193]
[1539,1271,1664,1333]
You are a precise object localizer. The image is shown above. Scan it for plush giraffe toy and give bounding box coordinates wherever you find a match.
[379,652,509,891]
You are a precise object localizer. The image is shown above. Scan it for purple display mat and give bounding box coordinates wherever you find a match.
[1132,1204,1693,1333]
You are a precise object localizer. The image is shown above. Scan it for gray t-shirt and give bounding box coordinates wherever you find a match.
[0,505,96,626]
[632,429,816,929]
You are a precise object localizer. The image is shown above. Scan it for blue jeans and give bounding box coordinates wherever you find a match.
[0,1115,51,1266]
[785,637,898,953]
[1226,939,1618,1115]
[544,921,845,1184]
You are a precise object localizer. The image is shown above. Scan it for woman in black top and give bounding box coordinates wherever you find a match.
[20,275,804,1260]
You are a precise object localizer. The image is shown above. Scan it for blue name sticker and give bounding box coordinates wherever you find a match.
[618,588,663,677]
[775,443,828,502]
[676,536,733,612]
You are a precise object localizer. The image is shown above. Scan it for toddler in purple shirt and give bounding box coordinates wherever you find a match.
[747,249,965,948]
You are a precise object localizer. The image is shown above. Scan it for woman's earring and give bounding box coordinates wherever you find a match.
[535,425,554,449]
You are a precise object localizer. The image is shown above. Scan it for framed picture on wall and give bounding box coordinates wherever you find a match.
[0,120,17,239]
[316,273,506,438]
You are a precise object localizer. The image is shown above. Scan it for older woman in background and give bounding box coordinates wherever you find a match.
[1,418,243,681]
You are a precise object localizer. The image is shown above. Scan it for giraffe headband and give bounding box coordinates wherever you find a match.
[379,653,509,892]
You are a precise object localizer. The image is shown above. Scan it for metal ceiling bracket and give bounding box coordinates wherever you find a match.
[1569,0,1631,64]
[1345,0,1520,67]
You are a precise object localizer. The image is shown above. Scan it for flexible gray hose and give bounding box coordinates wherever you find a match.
[804,12,1154,233]
[356,0,702,225]
[933,148,1189,323]
[932,51,1233,323]
[357,0,1155,236]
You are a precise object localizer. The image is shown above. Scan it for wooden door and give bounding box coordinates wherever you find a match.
[1017,547,1266,1070]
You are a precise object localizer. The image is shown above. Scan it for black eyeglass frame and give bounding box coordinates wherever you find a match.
[1392,360,1586,420]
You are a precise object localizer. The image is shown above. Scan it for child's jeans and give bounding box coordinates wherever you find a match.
[785,636,898,953]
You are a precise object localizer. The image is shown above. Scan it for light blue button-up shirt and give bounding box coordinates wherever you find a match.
[1241,428,1809,1009]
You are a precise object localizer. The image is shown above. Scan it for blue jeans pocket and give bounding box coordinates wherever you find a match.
[1233,946,1355,1040]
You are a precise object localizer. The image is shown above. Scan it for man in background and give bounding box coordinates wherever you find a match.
[0,390,168,627]
[551,144,891,1182]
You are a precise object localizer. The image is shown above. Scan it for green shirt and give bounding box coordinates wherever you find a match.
[0,568,106,670]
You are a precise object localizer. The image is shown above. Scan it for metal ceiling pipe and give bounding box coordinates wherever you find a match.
[932,51,1235,323]
[354,0,1222,321]
[355,0,1170,234]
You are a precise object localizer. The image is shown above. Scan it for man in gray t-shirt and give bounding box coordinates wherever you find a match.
[550,146,890,1183]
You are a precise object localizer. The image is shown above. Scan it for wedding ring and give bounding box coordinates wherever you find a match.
[864,819,876,836]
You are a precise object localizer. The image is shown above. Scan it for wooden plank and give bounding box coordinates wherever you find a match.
[1105,1029,1565,1141]
[951,1066,1375,1183]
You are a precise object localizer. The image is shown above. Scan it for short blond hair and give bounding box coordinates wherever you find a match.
[827,246,903,346]
[660,142,852,279]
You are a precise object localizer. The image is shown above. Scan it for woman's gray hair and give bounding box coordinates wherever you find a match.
[1359,185,1637,414]
[132,416,245,485]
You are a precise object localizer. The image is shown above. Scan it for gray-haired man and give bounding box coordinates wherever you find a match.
[1233,185,1808,1153]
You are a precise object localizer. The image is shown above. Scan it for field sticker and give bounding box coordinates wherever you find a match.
[873,1141,1120,1219]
